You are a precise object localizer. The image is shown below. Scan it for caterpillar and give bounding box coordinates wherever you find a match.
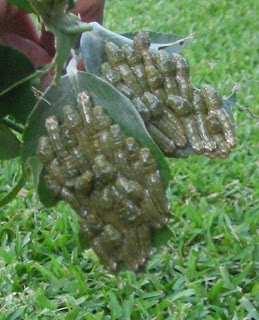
[101,32,237,159]
[37,91,171,271]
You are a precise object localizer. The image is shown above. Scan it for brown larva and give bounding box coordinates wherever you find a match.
[206,114,231,159]
[171,53,193,102]
[101,32,238,160]
[101,62,136,100]
[36,91,173,271]
[133,31,153,66]
[147,123,176,156]
[167,95,205,154]
[201,84,237,149]
[105,42,143,97]
[141,91,164,120]
[122,44,149,92]
[156,50,179,96]
[193,90,217,152]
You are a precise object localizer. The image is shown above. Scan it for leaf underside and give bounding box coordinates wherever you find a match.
[80,22,189,76]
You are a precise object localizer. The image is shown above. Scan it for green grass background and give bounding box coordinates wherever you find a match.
[0,0,258,319]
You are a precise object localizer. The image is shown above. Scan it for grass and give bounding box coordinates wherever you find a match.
[0,0,258,319]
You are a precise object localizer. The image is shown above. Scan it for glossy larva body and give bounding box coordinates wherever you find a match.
[37,91,171,271]
[44,175,62,198]
[74,170,94,195]
[118,199,142,225]
[101,62,136,100]
[201,85,237,149]
[154,108,187,148]
[132,97,151,123]
[133,31,154,67]
[92,155,116,187]
[122,44,149,91]
[125,137,140,162]
[138,149,171,216]
[92,224,123,271]
[121,228,141,271]
[82,213,104,240]
[140,193,168,228]
[59,186,82,215]
[145,65,167,104]
[93,106,114,161]
[101,32,237,160]
[167,95,205,154]
[133,32,167,103]
[43,119,79,184]
[101,62,121,85]
[206,114,231,158]
[156,50,179,96]
[109,124,129,175]
[105,42,143,97]
[37,136,55,165]
[147,124,176,156]
[141,92,164,120]
[115,177,144,203]
[45,116,69,159]
[171,53,193,102]
[137,224,153,261]
[77,92,95,135]
[193,90,217,152]
[45,157,66,185]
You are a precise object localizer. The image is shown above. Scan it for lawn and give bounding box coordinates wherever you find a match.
[0,0,258,319]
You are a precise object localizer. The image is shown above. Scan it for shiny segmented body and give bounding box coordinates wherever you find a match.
[101,32,237,159]
[201,85,237,149]
[37,91,170,271]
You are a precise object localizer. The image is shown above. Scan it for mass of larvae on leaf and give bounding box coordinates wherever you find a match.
[101,31,237,159]
[36,91,171,271]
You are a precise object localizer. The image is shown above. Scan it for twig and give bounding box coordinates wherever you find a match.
[2,118,24,134]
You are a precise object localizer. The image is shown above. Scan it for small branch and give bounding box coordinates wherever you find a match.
[2,118,24,134]
[158,32,198,50]
[0,64,53,97]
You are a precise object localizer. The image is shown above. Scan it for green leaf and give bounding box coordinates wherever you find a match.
[108,293,122,319]
[0,122,20,160]
[0,171,26,207]
[35,294,58,311]
[121,300,131,320]
[122,30,190,53]
[22,70,171,207]
[29,0,91,83]
[0,45,36,124]
[152,226,173,248]
[80,22,189,76]
[0,248,16,264]
[167,289,195,301]
[7,0,34,12]
[6,307,26,320]
[240,298,259,320]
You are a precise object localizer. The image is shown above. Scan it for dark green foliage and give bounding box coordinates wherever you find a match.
[0,45,36,124]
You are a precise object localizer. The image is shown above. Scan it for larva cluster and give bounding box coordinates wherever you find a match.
[37,91,171,271]
[101,31,237,159]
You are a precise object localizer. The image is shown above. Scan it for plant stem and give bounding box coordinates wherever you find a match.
[0,64,53,97]
[2,118,24,134]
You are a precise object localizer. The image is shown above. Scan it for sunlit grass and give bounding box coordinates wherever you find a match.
[0,0,258,319]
